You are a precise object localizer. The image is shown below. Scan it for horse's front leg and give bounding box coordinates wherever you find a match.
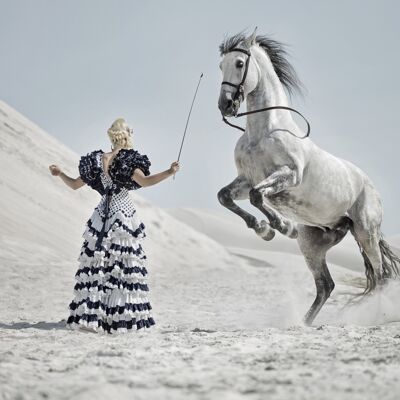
[218,176,275,241]
[249,165,301,239]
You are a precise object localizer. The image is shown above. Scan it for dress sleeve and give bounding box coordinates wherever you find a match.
[110,149,151,190]
[78,150,102,187]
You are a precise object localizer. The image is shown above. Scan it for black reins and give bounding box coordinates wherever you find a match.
[221,48,311,139]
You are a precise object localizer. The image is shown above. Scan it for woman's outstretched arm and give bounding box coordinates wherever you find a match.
[132,161,180,187]
[49,164,86,190]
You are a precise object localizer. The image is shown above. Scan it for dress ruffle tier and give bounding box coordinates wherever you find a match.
[66,207,155,334]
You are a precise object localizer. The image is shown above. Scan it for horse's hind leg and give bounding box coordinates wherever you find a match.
[348,182,384,291]
[297,217,351,325]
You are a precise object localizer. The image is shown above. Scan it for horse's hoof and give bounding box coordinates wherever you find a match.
[283,221,298,239]
[288,225,298,239]
[255,220,275,241]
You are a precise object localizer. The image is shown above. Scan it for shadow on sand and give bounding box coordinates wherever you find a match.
[0,320,67,330]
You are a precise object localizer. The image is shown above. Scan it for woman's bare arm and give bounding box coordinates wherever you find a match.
[49,164,86,190]
[132,161,180,187]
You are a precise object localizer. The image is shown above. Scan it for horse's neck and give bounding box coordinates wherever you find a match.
[245,53,293,141]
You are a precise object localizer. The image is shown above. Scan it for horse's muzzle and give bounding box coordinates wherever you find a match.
[218,93,240,117]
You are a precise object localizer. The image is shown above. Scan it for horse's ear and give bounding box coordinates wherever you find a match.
[244,27,258,48]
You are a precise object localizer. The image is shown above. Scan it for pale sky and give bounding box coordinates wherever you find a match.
[1,0,399,234]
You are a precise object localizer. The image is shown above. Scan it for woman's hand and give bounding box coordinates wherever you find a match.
[49,164,62,176]
[168,161,180,175]
[132,161,181,187]
[48,164,86,190]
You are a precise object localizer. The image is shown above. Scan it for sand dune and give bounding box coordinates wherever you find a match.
[1,100,400,400]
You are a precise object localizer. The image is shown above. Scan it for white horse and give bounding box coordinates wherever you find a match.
[217,29,399,325]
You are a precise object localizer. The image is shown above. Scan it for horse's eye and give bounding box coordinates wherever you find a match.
[236,60,244,68]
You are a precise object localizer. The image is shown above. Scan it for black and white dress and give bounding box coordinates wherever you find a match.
[66,148,155,334]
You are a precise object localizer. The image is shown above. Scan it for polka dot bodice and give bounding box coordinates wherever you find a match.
[95,155,137,219]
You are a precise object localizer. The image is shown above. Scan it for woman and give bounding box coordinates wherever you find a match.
[48,118,180,334]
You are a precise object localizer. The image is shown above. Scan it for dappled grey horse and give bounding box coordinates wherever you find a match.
[217,29,399,325]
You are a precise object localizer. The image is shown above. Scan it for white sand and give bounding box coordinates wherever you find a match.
[1,100,400,400]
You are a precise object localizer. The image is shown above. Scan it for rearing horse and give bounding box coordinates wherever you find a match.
[217,30,399,325]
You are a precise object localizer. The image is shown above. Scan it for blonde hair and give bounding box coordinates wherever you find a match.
[107,118,134,149]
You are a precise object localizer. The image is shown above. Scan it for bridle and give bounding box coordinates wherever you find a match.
[221,48,251,105]
[221,48,310,139]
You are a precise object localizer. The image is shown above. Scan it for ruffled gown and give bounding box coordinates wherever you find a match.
[66,148,155,334]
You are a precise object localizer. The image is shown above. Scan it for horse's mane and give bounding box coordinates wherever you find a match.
[219,32,304,97]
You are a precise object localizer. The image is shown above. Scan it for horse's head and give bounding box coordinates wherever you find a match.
[218,29,259,117]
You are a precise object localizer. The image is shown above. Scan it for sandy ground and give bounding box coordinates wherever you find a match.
[1,100,400,400]
[2,323,400,400]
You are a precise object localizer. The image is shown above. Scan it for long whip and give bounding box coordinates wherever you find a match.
[174,72,203,179]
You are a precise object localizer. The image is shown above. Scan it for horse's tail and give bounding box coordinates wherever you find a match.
[379,236,400,280]
[356,234,400,295]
